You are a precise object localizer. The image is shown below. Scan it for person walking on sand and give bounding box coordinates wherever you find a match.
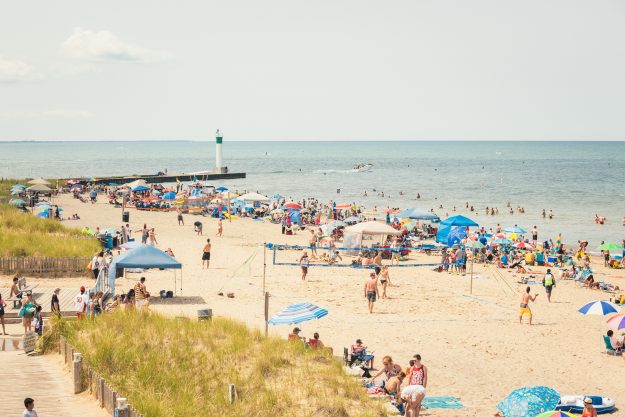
[542,268,555,302]
[148,228,158,246]
[51,288,61,317]
[202,238,211,269]
[519,286,538,325]
[177,208,184,226]
[299,251,309,281]
[74,286,87,320]
[364,272,379,313]
[217,218,223,237]
[380,266,390,299]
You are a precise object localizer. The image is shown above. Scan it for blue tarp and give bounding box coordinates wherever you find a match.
[440,215,478,227]
[108,245,181,296]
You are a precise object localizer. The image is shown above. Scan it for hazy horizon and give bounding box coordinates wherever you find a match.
[2,1,625,141]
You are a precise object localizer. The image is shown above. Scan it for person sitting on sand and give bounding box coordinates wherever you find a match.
[288,327,304,342]
[308,332,325,349]
[165,248,175,257]
[371,355,402,386]
[607,330,623,350]
[582,397,598,417]
[328,250,343,264]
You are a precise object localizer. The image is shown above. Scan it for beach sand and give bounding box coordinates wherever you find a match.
[2,193,624,416]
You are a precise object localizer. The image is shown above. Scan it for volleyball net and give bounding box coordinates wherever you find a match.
[266,243,446,268]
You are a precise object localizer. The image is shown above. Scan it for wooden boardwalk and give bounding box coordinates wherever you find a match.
[0,287,79,313]
[0,350,109,417]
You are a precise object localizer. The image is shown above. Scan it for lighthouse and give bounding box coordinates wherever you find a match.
[214,129,227,173]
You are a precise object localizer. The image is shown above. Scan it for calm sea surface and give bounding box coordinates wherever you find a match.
[1,141,624,246]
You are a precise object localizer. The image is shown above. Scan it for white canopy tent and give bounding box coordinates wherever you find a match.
[238,192,270,202]
[342,221,401,255]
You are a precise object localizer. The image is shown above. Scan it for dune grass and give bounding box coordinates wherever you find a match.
[50,310,386,417]
[0,204,100,257]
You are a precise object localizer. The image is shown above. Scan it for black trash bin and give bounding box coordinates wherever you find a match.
[122,211,129,222]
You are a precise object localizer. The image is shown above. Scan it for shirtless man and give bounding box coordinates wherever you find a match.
[202,239,211,269]
[373,251,382,266]
[309,230,318,256]
[519,286,538,325]
[364,272,379,313]
[384,371,405,396]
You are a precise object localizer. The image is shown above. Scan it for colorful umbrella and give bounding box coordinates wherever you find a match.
[504,226,526,234]
[268,303,328,325]
[534,412,575,417]
[497,386,560,417]
[515,242,534,250]
[466,240,485,249]
[578,301,620,316]
[597,242,623,251]
[284,202,302,210]
[493,238,512,245]
[162,192,176,200]
[606,313,625,330]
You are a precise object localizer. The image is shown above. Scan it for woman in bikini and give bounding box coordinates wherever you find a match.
[380,266,390,299]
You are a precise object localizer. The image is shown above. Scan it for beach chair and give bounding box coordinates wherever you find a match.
[346,347,374,378]
[603,336,622,356]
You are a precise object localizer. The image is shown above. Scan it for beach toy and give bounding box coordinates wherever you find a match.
[534,411,575,417]
[497,386,560,417]
[597,242,623,251]
[267,303,328,325]
[578,301,620,316]
[555,396,615,414]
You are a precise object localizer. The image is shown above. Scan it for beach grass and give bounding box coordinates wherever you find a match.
[0,204,100,257]
[45,310,386,417]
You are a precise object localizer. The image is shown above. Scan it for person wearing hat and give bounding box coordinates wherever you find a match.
[74,286,87,320]
[288,327,303,342]
[51,288,61,317]
[582,397,597,417]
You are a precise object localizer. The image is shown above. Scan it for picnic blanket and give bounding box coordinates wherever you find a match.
[422,396,464,409]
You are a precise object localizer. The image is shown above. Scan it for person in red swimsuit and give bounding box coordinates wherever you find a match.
[582,397,597,417]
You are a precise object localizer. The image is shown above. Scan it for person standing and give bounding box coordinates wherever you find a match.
[217,218,223,237]
[519,286,538,325]
[51,288,61,317]
[202,238,211,269]
[543,268,555,302]
[90,252,101,279]
[0,293,7,335]
[309,230,318,256]
[148,228,158,246]
[74,286,87,320]
[21,293,36,334]
[299,251,309,281]
[531,226,538,246]
[141,224,149,244]
[402,354,428,417]
[364,272,379,314]
[177,208,184,226]
[134,277,147,309]
[22,397,38,417]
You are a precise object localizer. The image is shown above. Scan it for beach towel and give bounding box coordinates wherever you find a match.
[422,396,464,409]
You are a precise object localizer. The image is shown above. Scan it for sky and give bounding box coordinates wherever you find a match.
[1,0,625,141]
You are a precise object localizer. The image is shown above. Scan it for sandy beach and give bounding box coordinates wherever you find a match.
[2,193,624,416]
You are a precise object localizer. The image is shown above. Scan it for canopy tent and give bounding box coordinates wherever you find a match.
[107,244,182,297]
[238,192,270,202]
[27,178,51,186]
[397,207,440,221]
[162,191,176,200]
[132,185,150,192]
[440,215,478,227]
[27,184,53,192]
[343,221,401,255]
[436,226,468,246]
[126,179,147,188]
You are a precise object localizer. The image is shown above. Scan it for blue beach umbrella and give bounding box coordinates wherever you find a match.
[397,207,440,221]
[37,204,52,212]
[10,189,23,195]
[493,238,512,245]
[504,226,526,234]
[11,184,26,190]
[36,211,49,218]
[578,300,620,316]
[440,215,478,227]
[215,186,228,192]
[9,198,27,207]
[497,386,560,417]
[162,191,176,200]
[268,302,329,325]
[100,228,118,235]
[132,185,150,192]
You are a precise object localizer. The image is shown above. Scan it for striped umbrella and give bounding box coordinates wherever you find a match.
[606,313,625,330]
[268,303,328,325]
[578,301,620,316]
[534,412,575,417]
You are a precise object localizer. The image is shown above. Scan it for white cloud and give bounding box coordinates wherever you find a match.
[61,28,172,63]
[0,56,42,82]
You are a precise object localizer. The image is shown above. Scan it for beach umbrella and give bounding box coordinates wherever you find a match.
[466,240,485,249]
[597,242,623,251]
[100,228,118,235]
[238,192,270,202]
[132,185,150,192]
[10,189,24,195]
[578,301,620,316]
[534,412,575,417]
[70,186,82,192]
[344,216,362,224]
[27,184,53,192]
[36,211,49,218]
[215,186,228,191]
[11,183,26,189]
[163,192,176,200]
[397,207,440,221]
[491,233,506,239]
[509,233,518,241]
[27,178,51,186]
[268,302,328,325]
[514,242,534,250]
[284,202,302,210]
[37,205,52,212]
[606,314,625,331]
[9,198,27,207]
[497,386,560,417]
[345,221,401,236]
[66,179,79,185]
[270,208,284,214]
[440,215,478,227]
[504,226,526,234]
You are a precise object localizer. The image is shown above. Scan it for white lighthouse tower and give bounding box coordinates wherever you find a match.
[214,129,227,173]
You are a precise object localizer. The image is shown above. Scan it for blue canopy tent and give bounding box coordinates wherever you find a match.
[107,244,182,297]
[436,216,476,246]
[440,215,478,227]
[397,207,440,221]
[132,185,150,192]
[162,191,176,200]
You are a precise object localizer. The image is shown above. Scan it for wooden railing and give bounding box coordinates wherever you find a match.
[0,257,91,276]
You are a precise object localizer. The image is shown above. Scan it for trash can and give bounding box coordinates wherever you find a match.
[122,211,130,222]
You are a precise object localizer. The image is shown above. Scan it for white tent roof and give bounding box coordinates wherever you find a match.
[344,221,401,236]
[126,179,147,188]
[238,192,270,202]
